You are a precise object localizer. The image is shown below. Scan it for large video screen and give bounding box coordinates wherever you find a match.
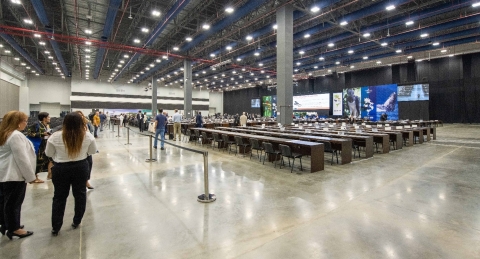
[251,98,260,108]
[293,94,330,110]
[262,95,277,117]
[397,84,429,101]
[343,84,398,121]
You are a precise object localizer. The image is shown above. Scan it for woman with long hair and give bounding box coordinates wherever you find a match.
[0,111,36,239]
[45,112,97,236]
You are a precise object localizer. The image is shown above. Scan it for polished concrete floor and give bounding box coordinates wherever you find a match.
[1,124,480,258]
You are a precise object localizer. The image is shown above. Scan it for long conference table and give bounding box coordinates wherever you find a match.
[194,128,325,173]
[217,127,353,164]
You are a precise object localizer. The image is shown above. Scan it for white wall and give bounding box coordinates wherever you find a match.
[209,91,223,114]
[28,76,71,105]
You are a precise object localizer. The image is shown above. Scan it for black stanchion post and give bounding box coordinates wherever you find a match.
[111,119,115,132]
[125,127,132,145]
[197,151,216,203]
[116,123,121,137]
[145,135,157,162]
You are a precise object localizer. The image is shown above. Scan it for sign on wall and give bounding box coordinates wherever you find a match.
[332,92,343,116]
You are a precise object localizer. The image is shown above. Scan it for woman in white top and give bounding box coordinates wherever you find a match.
[45,112,97,236]
[0,111,36,240]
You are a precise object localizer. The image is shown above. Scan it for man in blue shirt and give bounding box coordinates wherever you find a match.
[172,109,182,141]
[196,112,203,128]
[99,111,106,131]
[154,109,167,150]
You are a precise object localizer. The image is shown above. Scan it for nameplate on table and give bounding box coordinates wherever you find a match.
[412,124,418,128]
[356,129,362,133]
[366,125,372,128]
[372,128,378,132]
[295,124,298,127]
[404,125,411,129]
[299,126,303,129]
[340,126,347,130]
[377,124,382,127]
[385,124,390,126]
[354,125,360,129]
[315,125,320,129]
[361,123,366,125]
[308,123,312,126]
[280,127,285,131]
[396,126,403,129]
[305,129,312,133]
[339,131,345,135]
[323,127,329,131]
[278,123,282,127]
[385,126,392,130]
[329,124,334,128]
[261,124,265,128]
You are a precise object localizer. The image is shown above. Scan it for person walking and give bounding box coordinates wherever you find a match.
[93,112,100,138]
[99,112,106,132]
[119,114,124,127]
[195,112,203,128]
[45,112,97,236]
[153,109,167,150]
[172,109,182,141]
[0,111,36,240]
[137,111,144,132]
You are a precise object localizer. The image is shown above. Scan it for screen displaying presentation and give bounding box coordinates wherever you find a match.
[293,94,330,110]
[397,84,429,101]
[343,84,398,121]
[251,98,260,108]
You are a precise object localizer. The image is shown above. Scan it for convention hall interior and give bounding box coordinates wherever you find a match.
[1,0,480,258]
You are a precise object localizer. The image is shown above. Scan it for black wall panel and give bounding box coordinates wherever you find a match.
[224,53,480,123]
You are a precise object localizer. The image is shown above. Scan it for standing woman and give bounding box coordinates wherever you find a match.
[26,112,52,183]
[45,112,97,236]
[0,111,36,239]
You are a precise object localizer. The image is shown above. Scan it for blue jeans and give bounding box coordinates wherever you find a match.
[154,128,165,148]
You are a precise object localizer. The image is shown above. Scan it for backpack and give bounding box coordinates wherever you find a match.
[88,113,94,121]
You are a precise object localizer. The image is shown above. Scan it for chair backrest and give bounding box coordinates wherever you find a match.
[201,132,208,139]
[194,129,200,137]
[234,136,244,145]
[263,142,274,153]
[222,134,229,143]
[213,133,220,141]
[249,138,259,149]
[323,141,332,152]
[279,144,292,157]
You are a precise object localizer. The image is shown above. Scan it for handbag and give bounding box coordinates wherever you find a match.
[27,136,42,155]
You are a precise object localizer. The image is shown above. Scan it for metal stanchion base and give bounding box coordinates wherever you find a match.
[197,194,216,203]
[125,143,132,145]
[145,158,157,162]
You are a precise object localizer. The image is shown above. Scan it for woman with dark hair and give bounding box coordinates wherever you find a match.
[45,112,97,236]
[26,112,52,183]
[0,111,36,239]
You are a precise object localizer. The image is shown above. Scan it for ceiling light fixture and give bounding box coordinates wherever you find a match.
[363,33,371,37]
[141,27,149,33]
[328,43,334,47]
[311,6,320,13]
[319,57,325,60]
[34,33,41,38]
[133,39,140,43]
[381,42,388,46]
[473,2,480,7]
[348,50,354,54]
[152,10,161,17]
[202,24,210,30]
[420,33,429,38]
[173,46,179,51]
[441,49,447,53]
[226,46,232,51]
[396,49,402,53]
[386,5,395,11]
[246,35,253,41]
[23,19,33,24]
[225,7,234,13]
[299,50,305,54]
[406,21,414,26]
[304,34,310,38]
[85,29,92,34]
[432,42,440,46]
[272,24,277,30]
[185,36,192,42]
[363,56,368,60]
[376,61,382,64]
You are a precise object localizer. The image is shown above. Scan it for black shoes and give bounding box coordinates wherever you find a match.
[51,230,59,236]
[160,147,165,150]
[87,186,94,190]
[1,225,24,235]
[153,146,157,149]
[71,223,79,229]
[7,230,34,240]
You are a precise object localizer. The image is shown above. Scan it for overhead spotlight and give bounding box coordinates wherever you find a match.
[395,49,402,53]
[156,59,161,63]
[296,62,301,66]
[363,33,371,37]
[14,57,20,61]
[185,36,192,42]
[210,53,215,57]
[34,33,41,38]
[328,43,334,47]
[299,50,305,55]
[473,2,480,7]
[304,34,310,38]
[311,6,320,13]
[226,46,232,51]
[202,24,210,30]
[173,46,179,51]
[449,54,454,57]
[319,57,324,60]
[314,66,318,69]
[432,42,440,46]
[149,63,154,67]
[254,52,260,56]
[340,21,348,26]
[152,10,161,17]
[124,54,129,58]
[407,56,413,59]
[236,58,242,61]
[335,61,340,65]
[405,21,414,26]
[23,19,33,24]
[133,38,140,43]
[376,61,382,64]
[272,24,277,30]
[85,28,92,34]
[11,0,22,4]
[246,35,253,41]
[420,33,429,38]
[441,49,447,53]
[386,5,395,11]
[39,41,46,45]
[363,56,368,60]
[381,42,388,46]
[225,7,234,13]
[348,50,354,54]
[85,41,92,45]
[141,27,149,33]
[350,65,355,69]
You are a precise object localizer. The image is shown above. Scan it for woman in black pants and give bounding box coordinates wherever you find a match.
[0,111,36,239]
[45,112,97,236]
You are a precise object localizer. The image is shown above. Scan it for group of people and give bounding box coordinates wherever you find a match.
[0,110,98,239]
